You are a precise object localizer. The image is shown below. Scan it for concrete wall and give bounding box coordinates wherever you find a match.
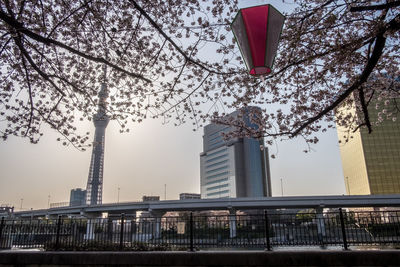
[1,250,400,266]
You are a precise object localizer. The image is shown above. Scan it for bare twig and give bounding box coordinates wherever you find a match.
[350,1,400,12]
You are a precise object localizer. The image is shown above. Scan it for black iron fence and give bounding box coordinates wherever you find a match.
[1,209,399,251]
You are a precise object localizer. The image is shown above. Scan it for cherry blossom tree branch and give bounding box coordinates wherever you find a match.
[358,86,372,133]
[1,1,399,148]
[0,9,151,83]
[19,42,34,136]
[160,72,211,116]
[350,1,400,12]
[47,74,96,105]
[294,11,400,135]
[12,33,66,97]
[290,17,397,137]
[46,95,64,125]
[127,0,238,76]
[46,0,92,38]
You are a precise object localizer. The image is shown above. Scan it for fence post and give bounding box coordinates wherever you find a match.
[264,210,271,251]
[107,217,113,242]
[0,217,4,248]
[189,212,194,252]
[55,216,62,250]
[119,213,125,250]
[339,208,348,250]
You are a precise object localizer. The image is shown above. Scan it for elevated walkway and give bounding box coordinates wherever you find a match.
[12,194,400,218]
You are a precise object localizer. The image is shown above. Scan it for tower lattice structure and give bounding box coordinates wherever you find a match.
[86,64,109,205]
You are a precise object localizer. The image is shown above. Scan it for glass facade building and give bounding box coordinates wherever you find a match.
[200,108,272,199]
[69,188,87,207]
[336,98,400,195]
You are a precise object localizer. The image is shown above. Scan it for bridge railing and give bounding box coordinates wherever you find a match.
[1,209,399,250]
[49,202,71,209]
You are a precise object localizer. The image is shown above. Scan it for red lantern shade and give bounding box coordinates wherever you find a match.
[231,5,285,76]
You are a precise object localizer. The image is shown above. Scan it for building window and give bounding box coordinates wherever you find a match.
[208,127,230,139]
[206,148,228,158]
[209,135,223,143]
[206,159,229,169]
[206,178,229,185]
[206,171,229,180]
[209,140,225,149]
[206,165,229,174]
[207,190,230,197]
[206,154,228,163]
[207,184,229,191]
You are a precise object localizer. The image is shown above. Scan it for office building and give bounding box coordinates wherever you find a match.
[200,107,272,199]
[142,196,160,202]
[69,188,87,206]
[179,193,201,200]
[336,96,400,195]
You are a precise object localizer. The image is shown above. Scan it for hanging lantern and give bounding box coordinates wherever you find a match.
[231,4,285,76]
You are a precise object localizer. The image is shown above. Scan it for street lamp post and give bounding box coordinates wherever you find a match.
[117,187,120,203]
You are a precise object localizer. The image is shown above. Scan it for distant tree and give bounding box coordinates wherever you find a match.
[296,208,316,223]
[0,0,399,150]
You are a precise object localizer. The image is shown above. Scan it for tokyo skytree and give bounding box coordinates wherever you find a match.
[85,63,109,205]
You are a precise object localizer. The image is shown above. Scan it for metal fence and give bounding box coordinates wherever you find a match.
[1,208,399,251]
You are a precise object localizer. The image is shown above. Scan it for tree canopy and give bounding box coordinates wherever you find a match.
[0,0,399,150]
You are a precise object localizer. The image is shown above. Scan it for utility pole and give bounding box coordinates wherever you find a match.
[280,178,284,197]
[47,195,51,208]
[164,184,167,200]
[20,198,23,210]
[117,187,120,203]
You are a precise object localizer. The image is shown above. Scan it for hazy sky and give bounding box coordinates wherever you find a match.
[0,116,345,211]
[0,0,346,211]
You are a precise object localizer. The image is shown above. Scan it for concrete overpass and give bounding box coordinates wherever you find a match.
[11,194,400,218]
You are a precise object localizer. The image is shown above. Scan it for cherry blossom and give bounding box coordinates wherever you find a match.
[0,0,398,150]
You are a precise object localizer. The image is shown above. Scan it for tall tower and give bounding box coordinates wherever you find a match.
[86,64,109,205]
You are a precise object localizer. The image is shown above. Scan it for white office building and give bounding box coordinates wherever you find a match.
[200,108,272,199]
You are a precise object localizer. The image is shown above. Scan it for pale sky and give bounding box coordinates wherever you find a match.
[0,0,346,211]
[0,116,345,211]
